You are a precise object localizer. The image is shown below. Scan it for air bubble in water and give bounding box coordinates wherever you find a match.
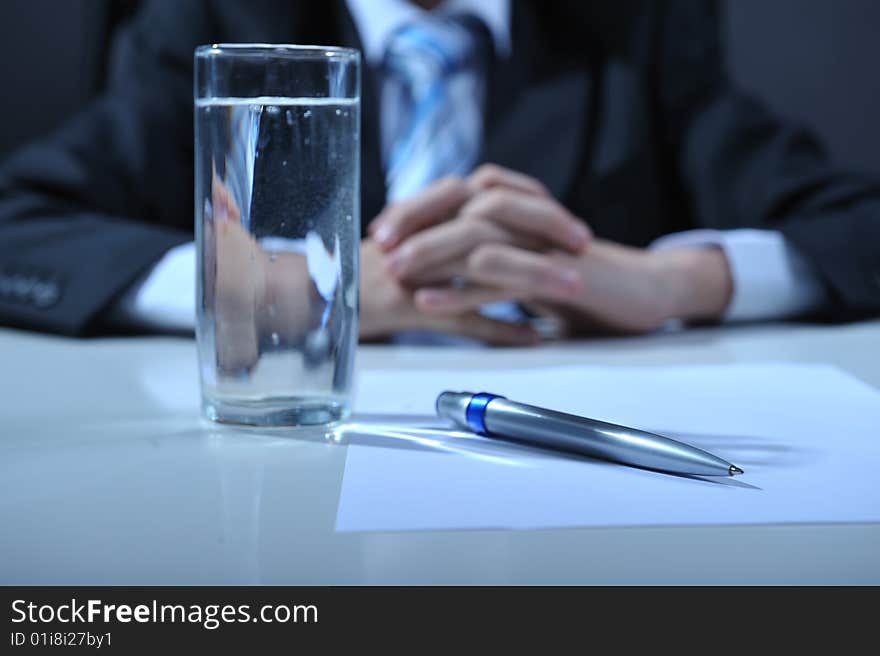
[266,105,280,115]
[286,109,294,125]
[271,332,280,346]
[304,109,312,118]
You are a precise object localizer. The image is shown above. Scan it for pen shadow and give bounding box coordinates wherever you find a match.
[651,427,818,471]
[342,414,767,487]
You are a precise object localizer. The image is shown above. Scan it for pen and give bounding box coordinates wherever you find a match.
[436,391,744,477]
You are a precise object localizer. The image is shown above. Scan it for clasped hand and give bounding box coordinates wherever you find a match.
[361,164,733,344]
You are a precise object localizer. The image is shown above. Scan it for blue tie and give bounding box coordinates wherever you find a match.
[383,15,490,202]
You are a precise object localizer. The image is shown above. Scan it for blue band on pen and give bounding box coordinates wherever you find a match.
[465,393,503,435]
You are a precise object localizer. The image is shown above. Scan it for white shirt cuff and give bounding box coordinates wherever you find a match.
[650,229,826,322]
[111,242,196,331]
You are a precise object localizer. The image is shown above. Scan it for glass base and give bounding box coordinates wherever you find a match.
[203,396,350,427]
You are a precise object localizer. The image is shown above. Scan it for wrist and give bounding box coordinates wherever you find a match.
[658,248,733,322]
[358,240,408,340]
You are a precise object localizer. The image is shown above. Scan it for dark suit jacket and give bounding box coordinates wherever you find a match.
[1,0,879,335]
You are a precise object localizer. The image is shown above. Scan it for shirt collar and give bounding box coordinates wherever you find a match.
[345,0,511,65]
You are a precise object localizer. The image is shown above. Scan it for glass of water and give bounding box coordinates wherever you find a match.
[194,44,360,426]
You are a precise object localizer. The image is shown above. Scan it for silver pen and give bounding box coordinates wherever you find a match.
[436,391,744,477]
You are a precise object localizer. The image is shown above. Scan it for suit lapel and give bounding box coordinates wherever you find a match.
[482,1,593,201]
[331,1,386,234]
[358,64,387,232]
[482,72,592,201]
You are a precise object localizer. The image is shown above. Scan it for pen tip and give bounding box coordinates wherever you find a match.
[729,465,744,476]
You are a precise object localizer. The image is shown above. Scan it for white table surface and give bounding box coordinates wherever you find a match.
[1,320,879,585]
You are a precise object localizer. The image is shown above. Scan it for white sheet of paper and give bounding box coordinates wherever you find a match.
[337,364,880,532]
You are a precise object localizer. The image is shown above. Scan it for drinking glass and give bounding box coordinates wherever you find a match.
[194,44,360,426]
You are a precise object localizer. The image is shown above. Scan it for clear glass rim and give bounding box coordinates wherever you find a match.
[195,43,360,61]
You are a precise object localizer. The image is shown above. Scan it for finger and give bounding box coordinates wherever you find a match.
[214,317,259,375]
[414,285,516,316]
[468,163,549,197]
[461,189,591,253]
[212,179,240,223]
[386,218,515,281]
[466,244,583,301]
[432,312,542,347]
[368,176,471,250]
[396,258,466,286]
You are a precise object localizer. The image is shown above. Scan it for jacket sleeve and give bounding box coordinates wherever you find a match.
[654,0,880,319]
[0,0,213,335]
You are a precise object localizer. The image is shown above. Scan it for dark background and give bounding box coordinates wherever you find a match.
[0,0,878,175]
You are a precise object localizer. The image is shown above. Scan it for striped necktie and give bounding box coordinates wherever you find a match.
[383,14,491,202]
